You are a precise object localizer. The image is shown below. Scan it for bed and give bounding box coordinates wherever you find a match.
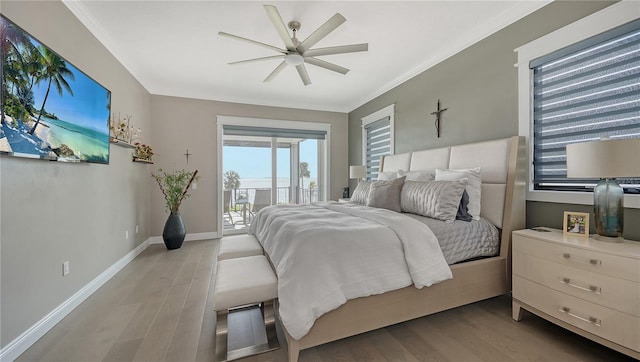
[250,136,525,361]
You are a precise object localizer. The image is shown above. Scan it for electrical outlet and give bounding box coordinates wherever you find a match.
[136,225,139,234]
[63,261,70,276]
[125,230,129,240]
[192,183,197,190]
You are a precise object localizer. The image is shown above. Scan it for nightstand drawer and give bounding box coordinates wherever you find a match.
[513,250,640,316]
[513,235,639,282]
[513,276,640,352]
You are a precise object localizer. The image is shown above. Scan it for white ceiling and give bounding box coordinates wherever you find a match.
[63,1,550,113]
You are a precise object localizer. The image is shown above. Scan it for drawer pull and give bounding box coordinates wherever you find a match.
[562,253,601,266]
[560,278,601,294]
[559,307,601,327]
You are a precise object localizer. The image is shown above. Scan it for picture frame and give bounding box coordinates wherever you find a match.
[563,211,590,237]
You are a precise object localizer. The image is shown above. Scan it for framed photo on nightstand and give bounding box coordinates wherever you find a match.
[563,211,589,237]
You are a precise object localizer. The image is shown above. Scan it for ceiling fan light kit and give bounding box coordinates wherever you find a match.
[285,53,304,66]
[219,5,368,86]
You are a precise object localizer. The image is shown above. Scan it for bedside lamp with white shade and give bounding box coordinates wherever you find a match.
[349,165,366,181]
[566,138,640,239]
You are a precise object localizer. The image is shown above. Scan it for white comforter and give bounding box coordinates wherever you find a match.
[249,201,452,340]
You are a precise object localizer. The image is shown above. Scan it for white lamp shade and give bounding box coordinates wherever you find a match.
[349,165,366,179]
[566,138,640,178]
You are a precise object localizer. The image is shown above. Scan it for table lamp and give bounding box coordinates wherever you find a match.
[566,138,640,239]
[349,165,366,181]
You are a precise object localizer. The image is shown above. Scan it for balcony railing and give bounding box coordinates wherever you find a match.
[224,187,319,231]
[229,187,318,208]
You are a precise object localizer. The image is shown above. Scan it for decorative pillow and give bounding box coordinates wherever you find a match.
[436,167,481,220]
[376,171,397,181]
[400,180,467,223]
[350,181,372,205]
[456,190,473,222]
[397,169,436,181]
[366,176,406,212]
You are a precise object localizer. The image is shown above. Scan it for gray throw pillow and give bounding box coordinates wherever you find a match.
[366,176,406,212]
[436,167,481,220]
[400,180,467,223]
[456,190,473,222]
[351,181,372,205]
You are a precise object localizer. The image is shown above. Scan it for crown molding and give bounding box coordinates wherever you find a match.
[62,0,147,90]
[345,0,552,112]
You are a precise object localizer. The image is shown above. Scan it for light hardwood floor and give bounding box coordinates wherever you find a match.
[17,239,635,362]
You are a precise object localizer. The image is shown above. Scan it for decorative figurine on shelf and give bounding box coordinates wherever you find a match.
[109,113,140,144]
[133,142,153,162]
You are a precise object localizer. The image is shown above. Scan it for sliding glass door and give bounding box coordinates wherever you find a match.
[219,120,328,234]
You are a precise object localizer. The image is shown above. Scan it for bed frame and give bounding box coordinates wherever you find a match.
[282,136,526,361]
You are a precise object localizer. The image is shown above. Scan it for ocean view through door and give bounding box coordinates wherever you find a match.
[219,119,329,234]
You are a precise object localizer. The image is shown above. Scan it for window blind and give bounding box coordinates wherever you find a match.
[364,116,391,180]
[531,19,640,191]
[223,125,326,140]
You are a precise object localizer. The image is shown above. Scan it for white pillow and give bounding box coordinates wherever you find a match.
[397,169,435,181]
[435,167,481,220]
[376,171,397,181]
[350,181,372,205]
[400,180,467,223]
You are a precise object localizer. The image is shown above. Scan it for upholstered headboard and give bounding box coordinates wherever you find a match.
[380,136,525,251]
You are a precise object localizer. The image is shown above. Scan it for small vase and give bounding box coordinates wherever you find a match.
[163,212,186,250]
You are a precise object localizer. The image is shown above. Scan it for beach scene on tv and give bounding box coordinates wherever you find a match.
[1,16,111,164]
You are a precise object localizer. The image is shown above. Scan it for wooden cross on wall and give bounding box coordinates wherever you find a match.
[430,99,448,138]
[184,149,192,164]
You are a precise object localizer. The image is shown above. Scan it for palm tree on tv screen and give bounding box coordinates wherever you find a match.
[29,46,74,135]
[0,18,34,125]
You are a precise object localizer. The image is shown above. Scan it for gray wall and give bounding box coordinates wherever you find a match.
[1,1,152,347]
[149,95,349,236]
[348,1,640,241]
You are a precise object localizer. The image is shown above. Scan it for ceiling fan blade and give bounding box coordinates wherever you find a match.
[303,43,368,57]
[297,13,346,54]
[218,31,286,54]
[264,5,297,51]
[264,60,288,83]
[304,57,349,75]
[229,55,284,65]
[296,64,312,86]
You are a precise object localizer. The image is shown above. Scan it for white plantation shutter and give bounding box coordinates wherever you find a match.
[531,19,640,192]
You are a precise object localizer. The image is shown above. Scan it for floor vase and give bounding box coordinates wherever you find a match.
[163,213,186,250]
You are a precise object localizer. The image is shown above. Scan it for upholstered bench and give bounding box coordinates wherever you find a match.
[214,255,279,362]
[217,234,263,261]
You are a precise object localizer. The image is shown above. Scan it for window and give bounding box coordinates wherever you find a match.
[361,105,395,180]
[516,1,640,208]
[531,19,640,192]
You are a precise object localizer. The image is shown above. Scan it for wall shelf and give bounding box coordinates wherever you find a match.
[132,158,153,164]
[110,139,135,149]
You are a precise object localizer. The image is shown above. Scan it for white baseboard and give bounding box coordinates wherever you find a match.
[149,231,219,244]
[0,238,152,362]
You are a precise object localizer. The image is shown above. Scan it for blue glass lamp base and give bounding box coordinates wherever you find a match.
[593,178,624,238]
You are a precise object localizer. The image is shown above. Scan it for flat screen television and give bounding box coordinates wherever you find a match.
[1,15,111,164]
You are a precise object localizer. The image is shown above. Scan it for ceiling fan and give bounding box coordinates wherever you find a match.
[218,5,368,86]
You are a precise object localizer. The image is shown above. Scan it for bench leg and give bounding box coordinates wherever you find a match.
[215,310,229,362]
[262,299,280,351]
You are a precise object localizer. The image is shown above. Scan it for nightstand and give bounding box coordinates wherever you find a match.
[512,228,639,359]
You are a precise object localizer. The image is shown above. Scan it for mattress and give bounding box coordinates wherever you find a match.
[404,213,500,264]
